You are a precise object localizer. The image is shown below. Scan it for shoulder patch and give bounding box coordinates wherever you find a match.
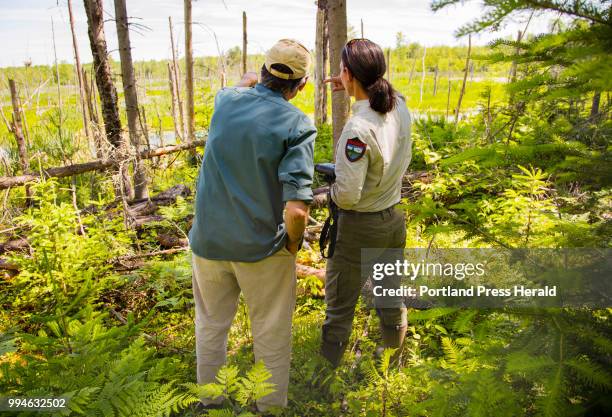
[345,138,367,162]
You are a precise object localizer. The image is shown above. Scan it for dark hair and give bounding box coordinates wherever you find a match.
[341,39,396,114]
[260,64,303,95]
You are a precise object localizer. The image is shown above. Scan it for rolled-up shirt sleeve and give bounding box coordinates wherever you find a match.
[278,121,316,203]
[331,128,369,209]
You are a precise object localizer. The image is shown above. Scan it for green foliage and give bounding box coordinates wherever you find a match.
[1,307,196,417]
[5,180,132,322]
[185,361,276,416]
[1,1,610,416]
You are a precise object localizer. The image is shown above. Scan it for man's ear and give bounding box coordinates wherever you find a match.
[298,76,309,91]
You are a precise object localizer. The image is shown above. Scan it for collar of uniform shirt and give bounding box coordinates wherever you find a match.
[351,99,370,114]
[255,83,284,98]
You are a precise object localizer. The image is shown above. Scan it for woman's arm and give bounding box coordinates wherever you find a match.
[331,129,369,209]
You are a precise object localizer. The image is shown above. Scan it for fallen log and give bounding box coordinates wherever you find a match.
[0,140,206,190]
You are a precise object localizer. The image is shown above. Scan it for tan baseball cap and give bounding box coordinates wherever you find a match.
[265,39,312,80]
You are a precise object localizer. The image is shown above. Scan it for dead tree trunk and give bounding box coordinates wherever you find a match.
[168,62,182,142]
[454,34,471,124]
[327,0,349,154]
[82,68,104,158]
[168,16,185,141]
[242,11,247,74]
[446,78,451,120]
[114,0,149,199]
[509,30,522,84]
[83,0,132,199]
[433,64,439,96]
[51,17,64,150]
[408,57,416,84]
[184,0,195,144]
[314,0,328,126]
[67,0,93,150]
[8,79,32,202]
[84,68,101,126]
[419,47,426,104]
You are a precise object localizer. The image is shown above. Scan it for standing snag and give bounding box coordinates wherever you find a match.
[67,0,93,152]
[314,0,329,126]
[184,0,196,145]
[83,0,132,199]
[455,34,471,124]
[8,79,32,203]
[327,0,349,152]
[242,11,248,75]
[114,0,149,199]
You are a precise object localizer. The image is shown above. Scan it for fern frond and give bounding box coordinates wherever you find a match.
[378,348,397,377]
[441,337,461,365]
[537,366,565,417]
[452,310,478,334]
[506,353,555,374]
[566,358,612,391]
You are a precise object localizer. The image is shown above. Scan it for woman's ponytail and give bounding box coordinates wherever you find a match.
[366,77,396,114]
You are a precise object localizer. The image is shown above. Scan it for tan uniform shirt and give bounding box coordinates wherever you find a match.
[331,95,412,212]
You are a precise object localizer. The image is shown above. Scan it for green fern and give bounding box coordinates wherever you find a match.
[566,358,612,391]
[235,361,276,407]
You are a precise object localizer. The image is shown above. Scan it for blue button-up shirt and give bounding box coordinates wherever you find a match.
[188,84,316,262]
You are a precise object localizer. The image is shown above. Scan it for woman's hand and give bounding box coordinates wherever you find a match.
[324,76,345,92]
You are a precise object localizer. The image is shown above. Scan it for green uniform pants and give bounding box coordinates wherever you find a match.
[322,207,407,358]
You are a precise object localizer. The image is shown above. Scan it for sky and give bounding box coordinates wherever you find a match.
[0,0,554,68]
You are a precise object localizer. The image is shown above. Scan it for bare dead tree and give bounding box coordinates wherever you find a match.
[184,0,195,144]
[327,0,349,152]
[408,57,417,84]
[83,0,132,198]
[419,47,427,104]
[314,0,329,126]
[67,0,93,149]
[169,16,185,140]
[8,79,32,203]
[446,78,451,120]
[242,11,247,74]
[433,64,439,96]
[114,0,149,199]
[168,62,182,142]
[454,34,471,124]
[51,17,64,154]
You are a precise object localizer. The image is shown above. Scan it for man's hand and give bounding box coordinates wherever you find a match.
[324,76,345,92]
[286,239,300,255]
[237,72,258,88]
[284,200,309,256]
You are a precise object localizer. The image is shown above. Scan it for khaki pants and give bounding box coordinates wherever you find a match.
[322,207,407,349]
[191,248,296,411]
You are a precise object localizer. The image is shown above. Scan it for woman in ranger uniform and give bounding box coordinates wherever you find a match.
[321,38,413,367]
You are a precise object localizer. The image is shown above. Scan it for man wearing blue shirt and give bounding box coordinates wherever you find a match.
[189,39,315,413]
